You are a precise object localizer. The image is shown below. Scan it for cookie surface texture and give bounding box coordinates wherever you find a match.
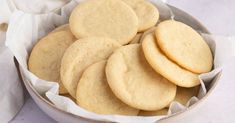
[155,20,213,73]
[123,0,159,32]
[69,0,138,45]
[142,33,200,87]
[106,44,176,111]
[28,30,76,94]
[77,61,139,115]
[60,37,121,98]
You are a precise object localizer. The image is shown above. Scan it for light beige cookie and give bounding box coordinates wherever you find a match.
[142,33,200,87]
[140,26,157,43]
[123,0,159,32]
[155,20,213,73]
[61,37,121,98]
[106,44,176,111]
[77,61,139,115]
[51,24,71,34]
[129,33,142,44]
[175,86,199,105]
[69,0,138,45]
[28,30,76,94]
[138,108,168,116]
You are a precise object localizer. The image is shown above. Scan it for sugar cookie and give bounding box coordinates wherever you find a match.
[69,0,138,45]
[77,61,139,115]
[155,20,213,73]
[123,0,159,32]
[60,37,121,98]
[28,30,76,94]
[106,44,176,111]
[142,33,200,87]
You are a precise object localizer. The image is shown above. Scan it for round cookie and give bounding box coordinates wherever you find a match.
[129,33,142,44]
[77,61,139,115]
[106,44,176,111]
[123,0,159,32]
[175,86,199,105]
[60,37,121,98]
[142,33,200,87]
[69,0,138,45]
[28,30,76,94]
[155,20,213,73]
[138,108,168,116]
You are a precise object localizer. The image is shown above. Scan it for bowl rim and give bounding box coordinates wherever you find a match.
[17,5,221,123]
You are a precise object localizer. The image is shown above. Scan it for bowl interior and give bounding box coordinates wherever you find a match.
[17,4,220,123]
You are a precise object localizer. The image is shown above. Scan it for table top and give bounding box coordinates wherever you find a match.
[10,0,235,123]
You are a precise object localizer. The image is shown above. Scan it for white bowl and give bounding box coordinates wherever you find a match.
[16,5,221,123]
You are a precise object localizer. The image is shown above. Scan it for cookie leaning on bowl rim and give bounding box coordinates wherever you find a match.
[60,37,121,98]
[77,60,139,115]
[28,26,76,94]
[106,44,176,111]
[69,0,138,45]
[155,20,213,73]
[142,33,200,87]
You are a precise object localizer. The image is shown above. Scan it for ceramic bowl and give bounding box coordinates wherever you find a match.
[16,5,221,123]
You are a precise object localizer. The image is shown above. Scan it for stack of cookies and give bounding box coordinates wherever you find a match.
[28,0,213,116]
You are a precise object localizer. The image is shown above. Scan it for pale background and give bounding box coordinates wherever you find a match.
[10,0,235,123]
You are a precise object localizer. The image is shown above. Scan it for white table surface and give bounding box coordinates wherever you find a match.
[10,0,235,123]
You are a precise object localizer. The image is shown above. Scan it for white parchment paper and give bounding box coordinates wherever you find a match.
[2,0,235,122]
